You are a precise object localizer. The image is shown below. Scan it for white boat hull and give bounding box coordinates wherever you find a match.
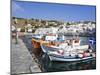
[41,44,95,62]
[49,55,95,62]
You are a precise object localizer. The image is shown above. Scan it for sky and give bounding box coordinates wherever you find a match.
[12,0,96,22]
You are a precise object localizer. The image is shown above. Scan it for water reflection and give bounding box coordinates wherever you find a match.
[41,58,96,72]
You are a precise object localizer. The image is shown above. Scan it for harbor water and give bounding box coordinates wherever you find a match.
[22,35,96,72]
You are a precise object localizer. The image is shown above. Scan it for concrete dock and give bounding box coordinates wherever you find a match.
[11,38,41,74]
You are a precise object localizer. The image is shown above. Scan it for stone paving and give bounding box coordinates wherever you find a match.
[11,38,41,74]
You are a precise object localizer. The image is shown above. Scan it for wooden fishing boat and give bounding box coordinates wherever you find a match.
[41,37,96,62]
[31,34,58,48]
[31,34,43,48]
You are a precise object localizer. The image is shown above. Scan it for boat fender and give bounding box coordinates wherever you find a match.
[69,54,71,57]
[75,54,79,58]
[89,49,92,53]
[57,50,64,55]
[78,54,83,58]
[83,52,87,57]
[87,53,90,56]
[90,53,92,56]
[92,53,96,57]
[71,53,76,57]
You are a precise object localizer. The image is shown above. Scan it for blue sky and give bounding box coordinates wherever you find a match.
[12,0,96,22]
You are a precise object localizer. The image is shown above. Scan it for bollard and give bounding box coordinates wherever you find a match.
[15,30,19,44]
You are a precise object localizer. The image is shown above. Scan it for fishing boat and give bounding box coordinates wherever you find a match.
[31,34,43,48]
[41,37,96,62]
[31,33,58,48]
[31,27,58,48]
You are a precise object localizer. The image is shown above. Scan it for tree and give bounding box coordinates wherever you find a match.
[67,22,70,25]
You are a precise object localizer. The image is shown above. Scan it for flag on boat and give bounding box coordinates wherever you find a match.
[89,37,96,45]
